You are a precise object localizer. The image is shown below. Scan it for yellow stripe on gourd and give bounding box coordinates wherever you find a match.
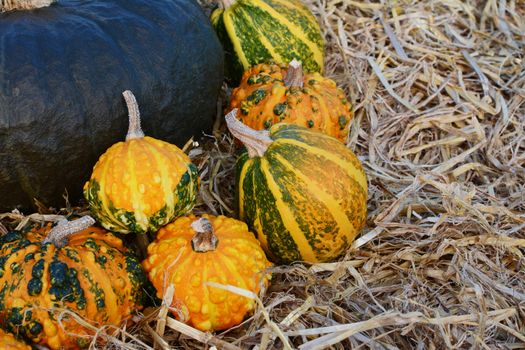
[276,138,368,191]
[144,140,175,220]
[249,0,323,67]
[98,146,123,231]
[223,11,250,69]
[210,8,222,26]
[236,158,252,220]
[260,158,318,262]
[269,152,357,253]
[128,141,148,231]
[79,252,119,323]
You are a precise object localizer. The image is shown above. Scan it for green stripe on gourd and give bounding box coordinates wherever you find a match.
[239,157,302,263]
[260,0,323,47]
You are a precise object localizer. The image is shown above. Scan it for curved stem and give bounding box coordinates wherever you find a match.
[43,216,96,248]
[225,109,273,158]
[123,90,145,141]
[284,59,304,88]
[218,0,236,9]
[1,0,54,12]
[191,218,218,253]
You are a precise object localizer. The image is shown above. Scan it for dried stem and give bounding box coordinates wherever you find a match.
[123,90,145,141]
[1,0,54,12]
[283,59,304,88]
[225,109,273,158]
[218,0,235,10]
[43,216,95,248]
[191,217,218,252]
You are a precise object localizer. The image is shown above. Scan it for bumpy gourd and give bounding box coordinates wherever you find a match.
[143,214,272,331]
[229,60,353,142]
[0,329,30,350]
[227,109,368,263]
[84,91,199,234]
[211,0,324,83]
[0,217,150,350]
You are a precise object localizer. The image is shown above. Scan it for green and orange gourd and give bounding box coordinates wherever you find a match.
[229,60,353,142]
[84,91,199,235]
[226,109,368,264]
[0,217,150,349]
[143,214,272,332]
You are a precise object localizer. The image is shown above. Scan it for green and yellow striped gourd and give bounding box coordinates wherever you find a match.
[211,0,324,83]
[84,91,199,235]
[226,109,368,264]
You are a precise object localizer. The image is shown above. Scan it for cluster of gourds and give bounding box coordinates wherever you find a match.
[211,0,368,262]
[0,0,368,348]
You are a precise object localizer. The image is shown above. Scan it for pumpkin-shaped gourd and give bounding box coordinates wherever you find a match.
[226,109,368,263]
[0,329,30,350]
[0,0,223,212]
[229,60,353,142]
[0,217,150,350]
[142,214,272,332]
[211,0,323,83]
[84,91,199,234]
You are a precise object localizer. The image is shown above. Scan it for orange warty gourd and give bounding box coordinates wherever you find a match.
[0,217,150,350]
[229,60,353,142]
[0,329,30,350]
[143,214,272,332]
[84,91,199,235]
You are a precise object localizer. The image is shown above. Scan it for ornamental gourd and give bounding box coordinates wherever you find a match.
[143,214,272,332]
[0,0,223,212]
[84,91,199,235]
[0,217,150,350]
[226,109,368,263]
[229,60,353,142]
[211,0,324,83]
[0,329,30,350]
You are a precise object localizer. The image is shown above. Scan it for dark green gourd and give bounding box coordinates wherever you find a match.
[0,0,224,211]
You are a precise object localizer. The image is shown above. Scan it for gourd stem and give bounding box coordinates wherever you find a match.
[191,218,219,252]
[43,216,96,248]
[1,0,55,12]
[284,59,304,88]
[123,90,145,141]
[218,0,236,9]
[225,109,273,158]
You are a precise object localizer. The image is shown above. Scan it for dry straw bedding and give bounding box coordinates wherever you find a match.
[1,0,524,348]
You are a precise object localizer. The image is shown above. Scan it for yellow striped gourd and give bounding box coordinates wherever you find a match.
[211,0,324,83]
[84,91,199,234]
[226,109,368,263]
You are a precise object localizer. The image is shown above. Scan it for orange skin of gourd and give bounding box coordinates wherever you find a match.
[143,214,272,332]
[229,62,353,142]
[0,329,31,350]
[0,225,145,350]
